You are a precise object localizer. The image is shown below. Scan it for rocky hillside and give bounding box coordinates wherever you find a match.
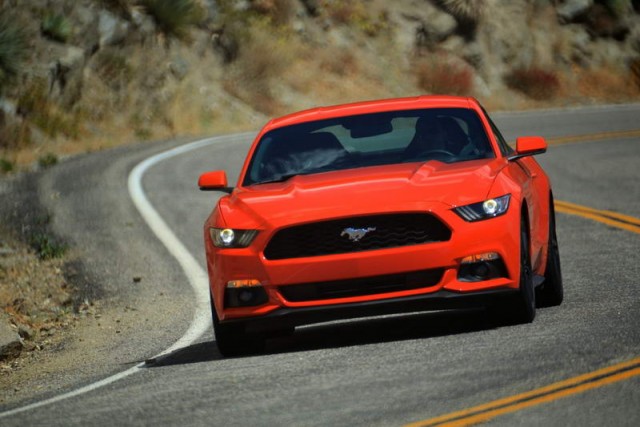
[0,0,640,171]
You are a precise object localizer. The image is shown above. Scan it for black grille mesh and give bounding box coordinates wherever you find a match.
[278,269,444,302]
[264,213,451,260]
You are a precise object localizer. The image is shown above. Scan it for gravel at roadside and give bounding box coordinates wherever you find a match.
[0,139,196,408]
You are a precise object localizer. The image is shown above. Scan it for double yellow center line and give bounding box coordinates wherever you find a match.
[407,357,640,427]
[555,200,640,234]
[546,129,640,146]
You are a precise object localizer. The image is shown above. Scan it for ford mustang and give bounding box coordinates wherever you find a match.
[199,95,563,356]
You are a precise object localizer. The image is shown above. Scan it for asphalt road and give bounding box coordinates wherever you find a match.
[1,104,639,426]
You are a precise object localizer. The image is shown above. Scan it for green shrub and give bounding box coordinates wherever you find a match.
[41,13,73,43]
[142,0,204,39]
[0,158,14,173]
[30,233,68,260]
[38,153,59,168]
[505,68,560,100]
[0,14,28,94]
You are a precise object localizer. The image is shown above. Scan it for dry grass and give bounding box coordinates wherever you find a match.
[323,0,390,37]
[318,47,359,77]
[222,21,294,114]
[505,67,560,101]
[0,235,74,357]
[631,58,640,90]
[0,118,31,152]
[251,0,296,25]
[17,78,83,140]
[415,56,474,96]
[325,0,362,24]
[574,65,640,101]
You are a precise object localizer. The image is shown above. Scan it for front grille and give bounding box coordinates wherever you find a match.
[278,269,444,302]
[263,213,451,260]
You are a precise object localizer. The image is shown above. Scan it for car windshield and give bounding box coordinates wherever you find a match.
[243,108,495,186]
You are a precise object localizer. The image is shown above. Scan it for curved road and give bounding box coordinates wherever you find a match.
[1,104,639,425]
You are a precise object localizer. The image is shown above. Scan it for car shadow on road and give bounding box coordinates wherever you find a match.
[269,308,492,354]
[143,340,221,367]
[145,308,494,367]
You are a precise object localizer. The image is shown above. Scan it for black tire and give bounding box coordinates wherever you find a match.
[211,295,265,357]
[537,201,563,307]
[491,216,536,325]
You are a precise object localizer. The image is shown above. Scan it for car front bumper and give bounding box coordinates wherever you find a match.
[206,208,522,324]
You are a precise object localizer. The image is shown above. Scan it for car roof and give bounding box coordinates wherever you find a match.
[263,95,480,132]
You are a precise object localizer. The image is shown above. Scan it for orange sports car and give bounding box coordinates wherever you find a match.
[199,96,563,356]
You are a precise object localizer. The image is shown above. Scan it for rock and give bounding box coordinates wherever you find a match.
[197,0,219,23]
[415,9,458,49]
[0,98,17,116]
[49,45,85,102]
[17,324,34,340]
[57,45,85,70]
[0,316,22,359]
[99,10,130,47]
[585,3,630,40]
[564,24,592,64]
[131,8,157,42]
[461,41,484,69]
[0,246,16,256]
[557,0,593,24]
[212,25,241,63]
[169,57,190,81]
[472,73,491,98]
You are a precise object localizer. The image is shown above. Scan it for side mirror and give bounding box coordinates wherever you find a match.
[508,136,547,161]
[198,171,234,193]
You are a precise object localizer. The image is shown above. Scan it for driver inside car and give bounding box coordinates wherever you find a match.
[405,115,477,159]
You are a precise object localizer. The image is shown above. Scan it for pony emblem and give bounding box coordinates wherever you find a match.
[340,227,376,242]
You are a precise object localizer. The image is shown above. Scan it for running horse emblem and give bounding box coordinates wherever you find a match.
[340,227,377,242]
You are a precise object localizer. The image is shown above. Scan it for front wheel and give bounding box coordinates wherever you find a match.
[491,216,536,325]
[211,295,265,357]
[537,201,563,307]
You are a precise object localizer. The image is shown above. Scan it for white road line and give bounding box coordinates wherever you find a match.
[0,134,249,418]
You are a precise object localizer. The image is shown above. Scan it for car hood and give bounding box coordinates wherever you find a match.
[219,159,507,229]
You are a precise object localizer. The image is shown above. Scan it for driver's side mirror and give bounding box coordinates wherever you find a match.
[198,171,234,193]
[508,136,547,161]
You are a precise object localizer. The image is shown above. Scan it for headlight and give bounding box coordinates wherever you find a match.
[454,194,511,221]
[209,228,258,248]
